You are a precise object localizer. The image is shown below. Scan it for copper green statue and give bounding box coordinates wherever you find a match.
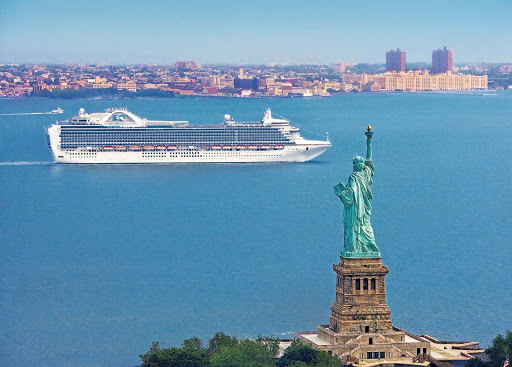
[334,126,380,258]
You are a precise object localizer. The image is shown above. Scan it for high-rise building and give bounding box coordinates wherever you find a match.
[432,47,453,74]
[175,61,197,70]
[334,60,346,74]
[386,49,406,72]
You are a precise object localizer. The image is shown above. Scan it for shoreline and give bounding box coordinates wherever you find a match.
[0,89,503,101]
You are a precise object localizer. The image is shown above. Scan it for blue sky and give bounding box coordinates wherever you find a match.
[1,0,511,64]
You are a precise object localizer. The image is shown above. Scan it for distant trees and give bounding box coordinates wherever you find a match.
[485,331,512,367]
[29,88,176,99]
[139,334,341,367]
[464,331,512,367]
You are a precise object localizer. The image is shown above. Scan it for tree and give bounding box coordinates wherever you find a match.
[208,332,239,356]
[486,331,512,367]
[183,337,204,351]
[256,336,280,359]
[210,339,275,367]
[139,340,210,367]
[277,340,342,367]
[277,340,317,367]
[464,358,486,367]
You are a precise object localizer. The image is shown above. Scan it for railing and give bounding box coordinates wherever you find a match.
[413,353,452,367]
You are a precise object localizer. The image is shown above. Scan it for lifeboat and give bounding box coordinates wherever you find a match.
[115,145,126,151]
[236,145,246,150]
[129,145,141,151]
[274,145,285,150]
[167,145,178,150]
[156,145,166,150]
[211,145,221,150]
[103,146,114,150]
[222,145,232,150]
[247,145,258,150]
[260,145,271,150]
[143,145,154,150]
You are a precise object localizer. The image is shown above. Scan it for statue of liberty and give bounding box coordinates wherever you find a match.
[333,126,380,258]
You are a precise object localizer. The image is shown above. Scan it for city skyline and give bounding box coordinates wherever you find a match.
[1,0,511,64]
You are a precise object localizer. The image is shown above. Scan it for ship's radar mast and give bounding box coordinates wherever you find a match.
[262,108,272,124]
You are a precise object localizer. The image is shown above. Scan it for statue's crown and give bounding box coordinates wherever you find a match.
[353,156,365,164]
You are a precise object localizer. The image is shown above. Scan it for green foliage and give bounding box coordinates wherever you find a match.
[183,337,204,351]
[256,336,281,358]
[277,340,342,367]
[485,331,512,367]
[140,340,210,367]
[29,88,175,99]
[464,357,486,367]
[140,334,343,367]
[278,340,317,366]
[208,336,276,367]
[208,332,239,356]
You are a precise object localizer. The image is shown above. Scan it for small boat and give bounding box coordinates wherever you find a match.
[156,145,166,150]
[167,145,178,150]
[247,145,258,150]
[260,145,271,150]
[143,145,154,150]
[222,145,232,150]
[211,145,221,150]
[103,146,114,150]
[129,145,141,151]
[236,145,246,150]
[274,145,284,150]
[115,145,126,151]
[50,107,64,114]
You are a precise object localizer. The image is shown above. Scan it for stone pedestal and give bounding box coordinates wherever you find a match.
[295,256,431,364]
[329,256,392,335]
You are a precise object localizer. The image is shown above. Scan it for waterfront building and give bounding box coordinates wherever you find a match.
[318,81,342,91]
[342,74,364,84]
[372,70,487,91]
[339,83,354,92]
[432,47,453,74]
[115,81,137,92]
[386,49,406,72]
[234,76,258,90]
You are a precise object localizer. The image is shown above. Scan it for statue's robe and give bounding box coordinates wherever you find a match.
[339,160,379,255]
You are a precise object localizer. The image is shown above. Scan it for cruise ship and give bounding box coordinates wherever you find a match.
[46,108,331,164]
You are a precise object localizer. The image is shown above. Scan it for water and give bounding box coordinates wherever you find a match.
[0,94,511,367]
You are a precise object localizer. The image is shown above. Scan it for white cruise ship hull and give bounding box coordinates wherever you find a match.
[49,143,330,164]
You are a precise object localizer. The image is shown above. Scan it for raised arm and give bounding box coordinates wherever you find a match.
[365,125,373,161]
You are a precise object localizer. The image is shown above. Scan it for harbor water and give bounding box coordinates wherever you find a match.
[1,93,511,366]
